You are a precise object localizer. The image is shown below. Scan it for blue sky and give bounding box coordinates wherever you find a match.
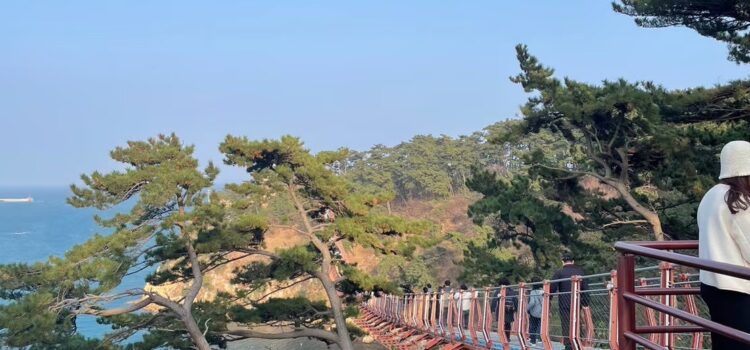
[1,1,747,187]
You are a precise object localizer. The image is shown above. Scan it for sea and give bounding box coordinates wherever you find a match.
[0,187,149,339]
[0,187,328,349]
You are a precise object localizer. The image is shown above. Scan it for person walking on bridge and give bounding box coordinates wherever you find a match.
[454,284,471,328]
[492,277,518,340]
[527,277,544,345]
[698,141,750,350]
[550,253,588,350]
[439,280,452,328]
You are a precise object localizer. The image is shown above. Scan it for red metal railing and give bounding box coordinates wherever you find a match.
[361,273,627,350]
[358,244,727,350]
[615,240,750,350]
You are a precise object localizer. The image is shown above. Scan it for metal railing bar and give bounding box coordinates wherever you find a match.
[635,325,707,334]
[635,287,700,295]
[624,332,666,350]
[623,292,750,344]
[615,241,750,280]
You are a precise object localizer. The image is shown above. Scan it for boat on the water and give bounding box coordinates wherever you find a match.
[0,197,33,203]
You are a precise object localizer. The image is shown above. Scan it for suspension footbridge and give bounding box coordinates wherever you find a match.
[353,241,750,350]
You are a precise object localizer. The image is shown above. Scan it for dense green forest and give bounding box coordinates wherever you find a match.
[1,1,749,349]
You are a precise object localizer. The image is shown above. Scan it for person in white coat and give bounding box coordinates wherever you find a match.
[698,140,750,350]
[453,284,471,328]
[526,277,544,345]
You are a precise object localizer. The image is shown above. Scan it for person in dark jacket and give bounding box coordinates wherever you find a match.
[550,254,588,350]
[491,277,518,340]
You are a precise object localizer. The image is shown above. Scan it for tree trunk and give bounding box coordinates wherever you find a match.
[288,184,354,350]
[181,309,212,350]
[386,201,392,215]
[614,183,665,241]
[318,273,354,350]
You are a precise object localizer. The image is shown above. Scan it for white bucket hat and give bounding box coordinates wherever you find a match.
[719,141,750,179]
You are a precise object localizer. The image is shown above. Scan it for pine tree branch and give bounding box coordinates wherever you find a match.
[602,220,649,228]
[225,325,340,345]
[235,248,281,260]
[247,276,315,304]
[58,289,153,317]
[147,291,186,316]
[80,297,153,317]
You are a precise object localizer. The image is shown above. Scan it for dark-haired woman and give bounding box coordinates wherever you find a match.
[699,141,750,350]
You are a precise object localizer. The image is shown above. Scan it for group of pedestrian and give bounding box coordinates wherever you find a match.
[490,255,585,349]
[422,255,584,349]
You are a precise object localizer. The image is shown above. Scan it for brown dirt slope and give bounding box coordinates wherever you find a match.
[147,195,481,304]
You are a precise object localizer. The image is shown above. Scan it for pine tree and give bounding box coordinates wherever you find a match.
[0,134,260,349]
[506,44,683,240]
[219,135,434,350]
[613,0,750,64]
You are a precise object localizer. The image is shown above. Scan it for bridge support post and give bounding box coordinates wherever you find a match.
[609,270,620,350]
[617,254,636,350]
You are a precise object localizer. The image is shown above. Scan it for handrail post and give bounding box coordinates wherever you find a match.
[430,292,438,335]
[498,286,509,350]
[618,254,636,350]
[482,287,493,349]
[541,280,553,350]
[640,278,659,344]
[679,273,703,350]
[406,294,412,326]
[413,294,419,328]
[438,291,446,337]
[419,293,425,329]
[660,262,675,349]
[517,282,529,350]
[427,293,432,330]
[609,270,620,350]
[469,288,478,346]
[402,295,408,325]
[456,291,465,342]
[385,294,389,322]
[570,276,582,350]
[412,294,418,327]
[402,294,407,326]
[447,290,455,343]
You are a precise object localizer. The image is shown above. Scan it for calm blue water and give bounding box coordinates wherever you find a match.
[0,187,149,339]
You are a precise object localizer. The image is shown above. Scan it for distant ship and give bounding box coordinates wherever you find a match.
[0,197,33,203]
